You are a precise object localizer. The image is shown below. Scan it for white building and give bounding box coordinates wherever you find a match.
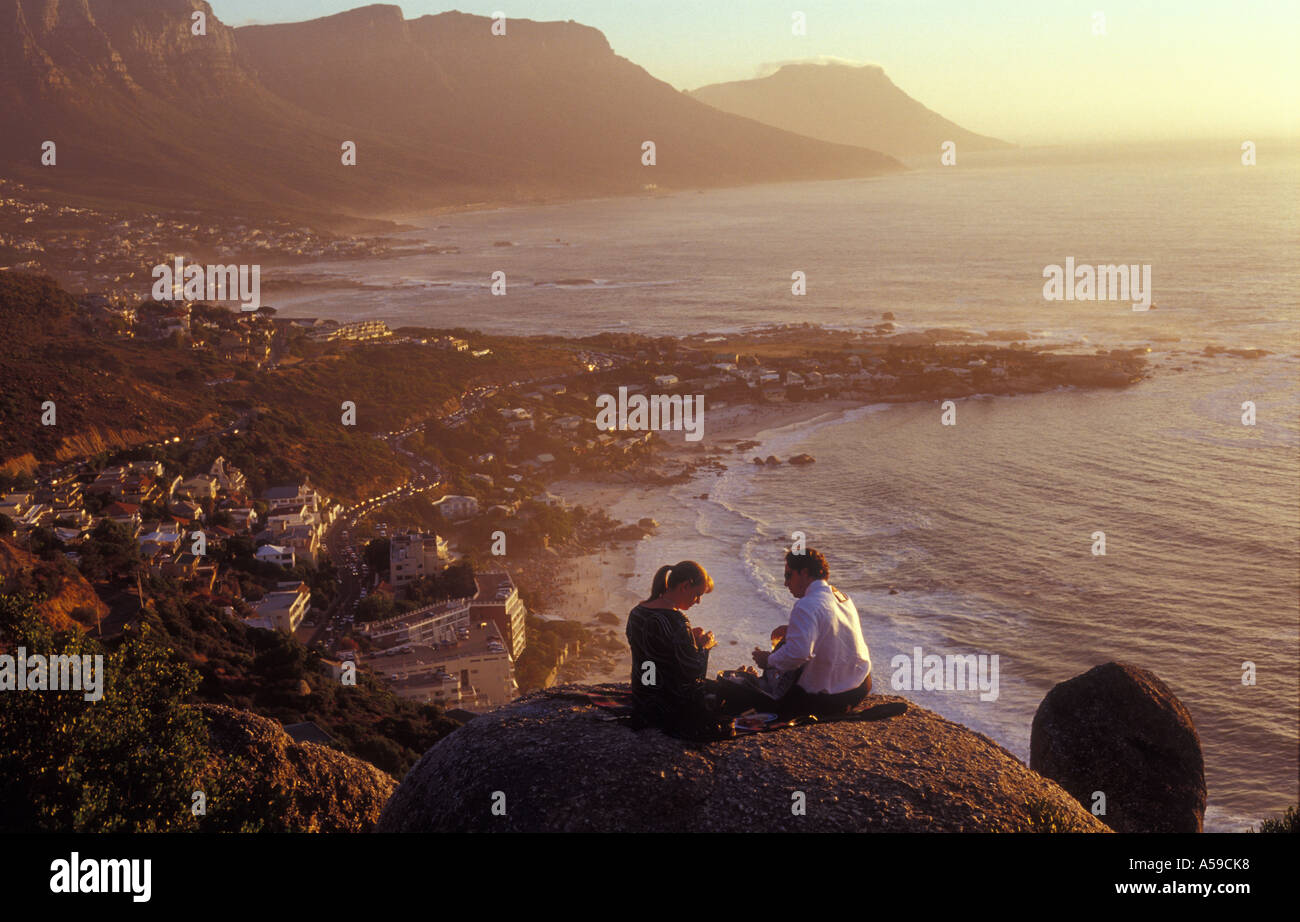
[357,598,473,649]
[470,571,528,660]
[250,583,311,633]
[432,495,479,521]
[255,544,296,568]
[389,531,450,587]
[263,483,321,516]
[370,619,516,710]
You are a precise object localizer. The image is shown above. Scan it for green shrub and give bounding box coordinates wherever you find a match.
[0,591,213,832]
[1254,804,1298,833]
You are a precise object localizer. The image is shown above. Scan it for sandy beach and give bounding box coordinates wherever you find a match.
[540,395,882,685]
[534,482,651,684]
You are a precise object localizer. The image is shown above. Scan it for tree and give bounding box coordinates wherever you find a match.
[364,538,390,576]
[78,519,143,582]
[0,592,214,832]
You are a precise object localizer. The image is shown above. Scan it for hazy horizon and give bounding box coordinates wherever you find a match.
[211,0,1300,146]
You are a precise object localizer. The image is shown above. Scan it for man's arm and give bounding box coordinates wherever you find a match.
[767,603,817,672]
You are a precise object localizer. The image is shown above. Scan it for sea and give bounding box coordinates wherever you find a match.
[271,140,1300,832]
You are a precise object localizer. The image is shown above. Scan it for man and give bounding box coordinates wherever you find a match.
[751,548,873,716]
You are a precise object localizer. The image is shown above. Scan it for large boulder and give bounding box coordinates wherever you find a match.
[1030,662,1205,832]
[196,704,398,833]
[377,683,1107,833]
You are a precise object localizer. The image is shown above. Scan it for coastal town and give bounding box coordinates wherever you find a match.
[0,178,440,303]
[0,265,1156,741]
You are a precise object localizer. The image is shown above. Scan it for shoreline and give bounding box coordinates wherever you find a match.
[542,396,876,686]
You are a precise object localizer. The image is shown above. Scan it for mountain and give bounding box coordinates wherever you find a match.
[0,1,903,220]
[689,62,1012,160]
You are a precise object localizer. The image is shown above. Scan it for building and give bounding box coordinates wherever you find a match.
[356,598,473,649]
[224,507,259,531]
[250,583,311,633]
[101,501,143,535]
[267,505,319,533]
[0,493,33,518]
[389,530,450,587]
[209,456,247,495]
[369,619,516,710]
[170,499,204,522]
[255,544,295,568]
[279,523,321,566]
[470,572,527,659]
[307,319,391,342]
[138,524,184,557]
[263,483,321,516]
[431,495,479,521]
[175,475,217,502]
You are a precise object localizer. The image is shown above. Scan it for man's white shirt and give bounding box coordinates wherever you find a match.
[767,579,872,695]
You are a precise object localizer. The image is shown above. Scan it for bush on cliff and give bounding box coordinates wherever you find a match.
[1255,804,1298,833]
[0,591,406,832]
[0,591,212,832]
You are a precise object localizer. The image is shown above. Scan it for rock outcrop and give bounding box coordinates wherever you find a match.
[196,704,397,833]
[377,683,1107,833]
[1030,662,1206,833]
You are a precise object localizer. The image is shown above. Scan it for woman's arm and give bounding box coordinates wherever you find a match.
[647,611,709,683]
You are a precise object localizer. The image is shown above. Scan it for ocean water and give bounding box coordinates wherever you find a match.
[279,142,1299,831]
[617,357,1297,834]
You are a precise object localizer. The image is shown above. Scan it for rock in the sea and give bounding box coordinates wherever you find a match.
[377,683,1107,833]
[882,311,896,321]
[1030,662,1205,833]
[196,704,398,833]
[788,453,816,465]
[764,455,780,465]
[637,517,659,531]
[752,457,765,465]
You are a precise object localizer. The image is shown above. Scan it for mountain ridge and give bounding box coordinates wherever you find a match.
[0,1,904,223]
[690,61,1012,159]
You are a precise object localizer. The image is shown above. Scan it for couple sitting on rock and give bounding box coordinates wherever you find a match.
[625,547,873,739]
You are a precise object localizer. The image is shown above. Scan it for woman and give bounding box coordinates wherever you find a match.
[625,560,718,732]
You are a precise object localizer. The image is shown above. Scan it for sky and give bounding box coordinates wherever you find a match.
[210,1,1300,144]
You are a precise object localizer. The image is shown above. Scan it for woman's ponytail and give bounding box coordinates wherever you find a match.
[644,561,713,603]
[647,564,673,601]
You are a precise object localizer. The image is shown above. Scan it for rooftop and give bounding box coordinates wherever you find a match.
[472,571,516,604]
[369,621,508,674]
